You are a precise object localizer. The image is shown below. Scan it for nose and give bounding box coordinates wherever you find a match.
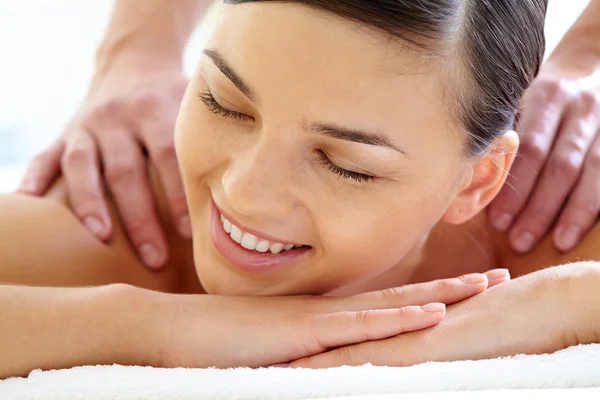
[222,140,297,219]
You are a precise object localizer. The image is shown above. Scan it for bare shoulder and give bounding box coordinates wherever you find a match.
[0,176,196,293]
[492,217,600,277]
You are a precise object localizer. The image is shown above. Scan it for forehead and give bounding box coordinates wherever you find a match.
[208,3,463,159]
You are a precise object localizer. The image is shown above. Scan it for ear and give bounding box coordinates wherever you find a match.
[442,130,519,225]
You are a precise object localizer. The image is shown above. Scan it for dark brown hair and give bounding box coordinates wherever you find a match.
[224,0,547,155]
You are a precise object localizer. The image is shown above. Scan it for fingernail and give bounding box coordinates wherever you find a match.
[459,273,486,284]
[485,268,510,281]
[139,243,164,268]
[554,225,581,252]
[83,217,106,237]
[17,180,38,194]
[492,212,514,232]
[421,303,445,313]
[511,231,535,253]
[178,215,193,238]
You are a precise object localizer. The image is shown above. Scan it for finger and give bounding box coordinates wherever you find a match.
[61,131,113,241]
[290,339,385,369]
[17,139,65,195]
[508,103,597,254]
[327,273,488,313]
[485,268,511,287]
[488,86,565,232]
[143,125,190,239]
[96,126,169,269]
[309,303,445,353]
[553,131,600,252]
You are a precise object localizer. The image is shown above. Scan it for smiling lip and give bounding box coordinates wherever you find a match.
[213,202,302,245]
[210,200,311,272]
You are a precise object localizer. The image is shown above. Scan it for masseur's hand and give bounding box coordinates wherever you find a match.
[17,55,189,269]
[153,271,505,369]
[489,44,600,254]
[290,263,599,368]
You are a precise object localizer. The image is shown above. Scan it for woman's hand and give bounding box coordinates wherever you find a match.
[489,35,600,254]
[151,270,506,369]
[290,263,600,368]
[16,57,189,270]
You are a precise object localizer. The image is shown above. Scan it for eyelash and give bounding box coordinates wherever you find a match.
[198,91,252,121]
[317,151,376,184]
[199,91,375,184]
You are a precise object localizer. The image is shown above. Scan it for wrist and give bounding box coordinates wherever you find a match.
[89,284,164,368]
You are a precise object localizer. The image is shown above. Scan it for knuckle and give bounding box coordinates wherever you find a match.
[569,198,600,221]
[586,146,600,170]
[131,92,164,118]
[62,145,95,167]
[354,310,376,327]
[534,77,568,101]
[578,90,600,111]
[86,100,123,124]
[562,135,588,155]
[104,159,139,185]
[151,140,177,164]
[547,152,583,181]
[518,134,548,164]
[434,278,454,293]
[379,286,405,303]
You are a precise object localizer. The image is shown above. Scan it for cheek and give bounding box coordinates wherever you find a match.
[175,99,229,184]
[314,193,443,283]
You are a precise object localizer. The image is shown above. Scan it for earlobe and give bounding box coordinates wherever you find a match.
[442,130,519,225]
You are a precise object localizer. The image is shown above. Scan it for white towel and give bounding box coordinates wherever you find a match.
[1,344,599,399]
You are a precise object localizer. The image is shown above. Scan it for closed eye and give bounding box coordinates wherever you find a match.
[317,150,376,184]
[198,91,253,121]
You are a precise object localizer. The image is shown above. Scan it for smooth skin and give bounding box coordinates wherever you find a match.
[17,0,600,267]
[3,1,600,379]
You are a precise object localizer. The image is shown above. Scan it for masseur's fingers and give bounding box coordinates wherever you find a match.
[17,139,65,195]
[552,132,600,252]
[507,101,597,253]
[488,81,564,233]
[61,131,113,241]
[96,125,169,269]
[307,304,445,353]
[325,270,509,314]
[138,112,191,238]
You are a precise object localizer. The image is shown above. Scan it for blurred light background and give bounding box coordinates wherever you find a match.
[0,0,592,192]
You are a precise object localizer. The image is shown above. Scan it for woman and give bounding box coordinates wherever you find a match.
[2,0,600,378]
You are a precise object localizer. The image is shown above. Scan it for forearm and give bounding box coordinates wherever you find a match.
[0,284,156,379]
[96,0,210,69]
[550,0,600,65]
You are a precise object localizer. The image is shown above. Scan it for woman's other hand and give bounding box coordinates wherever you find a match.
[152,271,504,369]
[488,16,600,254]
[17,57,189,270]
[290,263,599,368]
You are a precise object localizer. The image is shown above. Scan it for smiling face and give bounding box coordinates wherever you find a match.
[174,3,504,296]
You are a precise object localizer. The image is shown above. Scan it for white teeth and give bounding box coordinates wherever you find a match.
[220,213,303,254]
[241,232,258,250]
[270,243,284,254]
[223,219,232,234]
[230,225,243,243]
[256,240,271,253]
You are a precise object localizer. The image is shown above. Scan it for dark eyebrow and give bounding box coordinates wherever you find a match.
[309,123,410,157]
[203,49,256,102]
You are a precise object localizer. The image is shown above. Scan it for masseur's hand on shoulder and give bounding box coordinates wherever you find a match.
[290,263,599,368]
[16,0,206,269]
[151,271,504,369]
[489,1,600,254]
